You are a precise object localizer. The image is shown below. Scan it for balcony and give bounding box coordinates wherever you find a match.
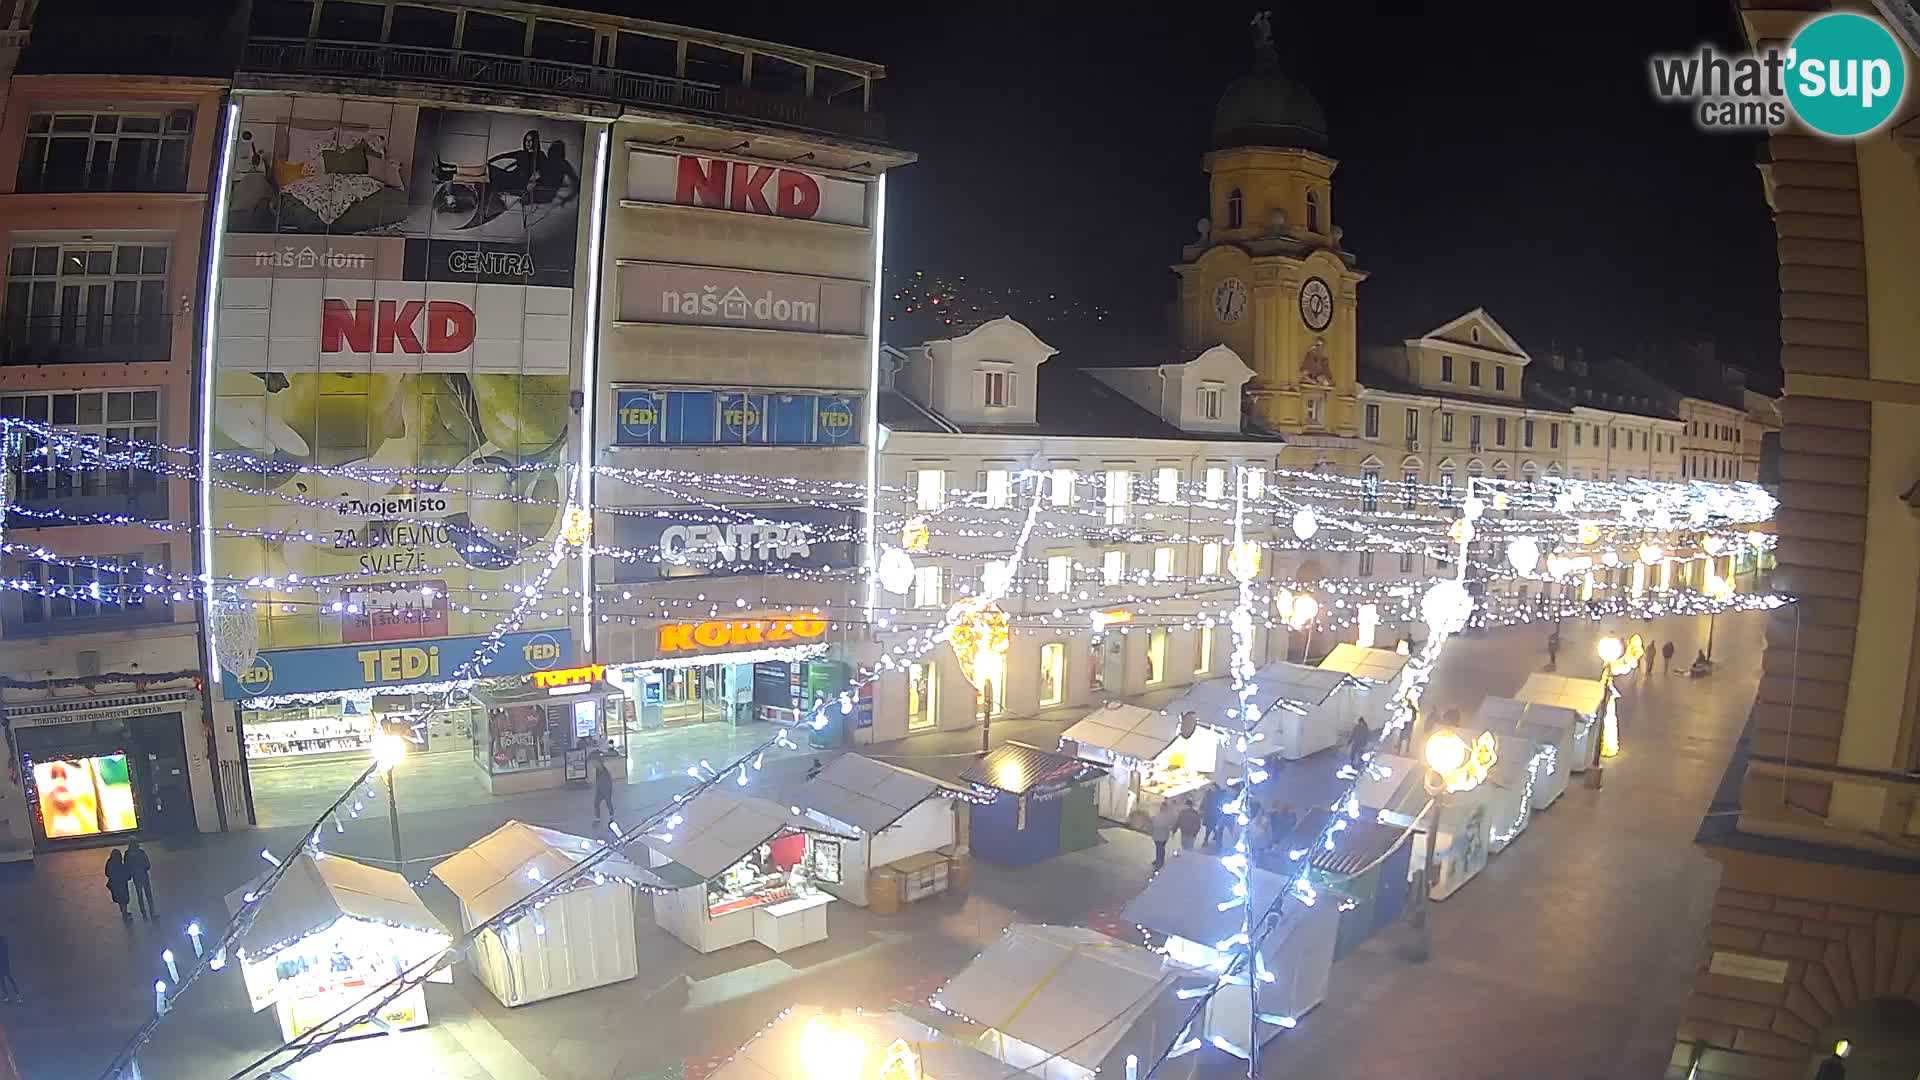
[0,314,173,366]
[241,38,887,143]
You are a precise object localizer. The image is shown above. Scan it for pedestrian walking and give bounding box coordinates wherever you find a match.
[1200,784,1226,849]
[1176,797,1203,852]
[1347,716,1372,770]
[1149,799,1178,869]
[124,838,155,921]
[592,758,614,823]
[0,934,19,1002]
[1546,630,1560,670]
[1662,639,1675,672]
[1267,805,1299,863]
[104,849,132,922]
[1394,707,1417,755]
[1644,640,1657,678]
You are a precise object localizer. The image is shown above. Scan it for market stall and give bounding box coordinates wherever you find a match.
[1513,673,1608,772]
[1482,753,1535,853]
[710,1006,1007,1080]
[1473,697,1579,809]
[1059,702,1216,827]
[1308,819,1415,960]
[1317,644,1412,704]
[638,788,857,955]
[933,923,1205,1080]
[1427,781,1497,900]
[1353,753,1428,829]
[431,820,654,1006]
[1121,854,1338,1048]
[468,671,630,795]
[224,852,450,1043]
[795,753,969,912]
[1212,662,1370,769]
[958,742,1107,867]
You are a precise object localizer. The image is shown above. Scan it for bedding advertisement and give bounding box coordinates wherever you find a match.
[213,95,586,658]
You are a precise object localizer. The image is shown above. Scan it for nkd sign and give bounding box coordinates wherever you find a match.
[626,150,870,228]
[618,263,867,336]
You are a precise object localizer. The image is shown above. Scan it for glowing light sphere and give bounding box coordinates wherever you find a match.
[1638,543,1664,566]
[875,547,915,595]
[1421,579,1473,636]
[1649,506,1673,530]
[1424,729,1470,777]
[1462,495,1486,521]
[1228,541,1262,582]
[1619,499,1641,523]
[1554,489,1577,512]
[1492,492,1510,512]
[1702,535,1726,556]
[1506,537,1540,574]
[371,731,408,773]
[1287,594,1319,630]
[981,560,1014,598]
[1291,508,1318,540]
[1597,636,1625,663]
[1448,519,1475,546]
[1601,549,1620,567]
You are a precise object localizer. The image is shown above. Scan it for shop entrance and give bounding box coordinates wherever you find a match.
[626,663,754,729]
[240,693,485,828]
[16,712,193,847]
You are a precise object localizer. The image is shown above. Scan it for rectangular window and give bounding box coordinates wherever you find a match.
[1195,625,1215,675]
[1469,360,1482,387]
[1047,553,1071,595]
[1156,466,1179,503]
[1405,409,1419,443]
[1304,394,1324,428]
[1495,366,1508,391]
[1197,384,1223,421]
[1103,550,1126,586]
[1609,429,1617,449]
[1523,419,1534,448]
[976,672,1005,721]
[1439,470,1454,497]
[1469,415,1482,447]
[913,566,943,608]
[1205,466,1226,500]
[915,469,945,511]
[9,547,169,632]
[1246,467,1266,500]
[1403,470,1418,510]
[1550,423,1560,449]
[1201,542,1221,577]
[1050,467,1075,507]
[6,242,172,362]
[1399,550,1414,573]
[907,662,937,732]
[1441,412,1455,443]
[1440,355,1454,383]
[1146,628,1168,685]
[1362,468,1380,512]
[1364,403,1380,438]
[1104,469,1132,525]
[18,109,194,193]
[982,369,1012,408]
[1593,425,1600,444]
[1573,424,1582,446]
[1039,643,1065,707]
[1358,550,1375,577]
[983,468,1011,510]
[1152,546,1173,582]
[2,389,162,514]
[1495,418,1508,446]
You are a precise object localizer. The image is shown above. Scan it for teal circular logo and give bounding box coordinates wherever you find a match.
[1786,13,1906,137]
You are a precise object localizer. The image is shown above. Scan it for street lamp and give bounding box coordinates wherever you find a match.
[1588,636,1623,789]
[372,728,408,875]
[1410,727,1477,960]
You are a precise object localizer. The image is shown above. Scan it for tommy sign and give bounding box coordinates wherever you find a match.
[618,263,868,335]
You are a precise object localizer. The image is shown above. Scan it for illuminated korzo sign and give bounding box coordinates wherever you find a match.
[657,614,829,654]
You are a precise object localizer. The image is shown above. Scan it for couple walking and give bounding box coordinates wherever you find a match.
[104,840,156,922]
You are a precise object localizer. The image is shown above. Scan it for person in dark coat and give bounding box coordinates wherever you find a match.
[123,839,154,921]
[1176,798,1203,852]
[104,849,132,922]
[1200,785,1227,849]
[1347,716,1372,769]
[0,934,19,1001]
[1661,639,1676,671]
[592,759,614,823]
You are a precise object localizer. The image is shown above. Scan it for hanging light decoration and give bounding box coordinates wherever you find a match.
[1228,540,1262,582]
[875,547,915,595]
[1290,508,1318,540]
[1638,542,1664,566]
[1506,537,1540,574]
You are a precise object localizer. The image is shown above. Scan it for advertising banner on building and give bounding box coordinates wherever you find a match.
[625,150,870,227]
[212,95,586,666]
[612,387,860,447]
[222,629,574,699]
[606,506,856,582]
[617,262,868,335]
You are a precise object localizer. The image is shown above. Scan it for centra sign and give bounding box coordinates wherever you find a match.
[657,614,829,654]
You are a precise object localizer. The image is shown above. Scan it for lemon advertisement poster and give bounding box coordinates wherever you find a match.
[213,95,586,656]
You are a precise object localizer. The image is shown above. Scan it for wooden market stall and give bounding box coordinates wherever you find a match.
[1473,697,1580,809]
[957,743,1106,867]
[637,788,857,955]
[1317,644,1412,703]
[1059,702,1217,826]
[224,853,451,1043]
[431,820,651,1006]
[710,1006,1006,1080]
[1513,673,1609,772]
[795,753,970,912]
[1308,818,1416,959]
[1220,662,1371,768]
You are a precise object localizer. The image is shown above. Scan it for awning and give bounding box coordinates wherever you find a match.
[225,852,444,960]
[1318,644,1409,685]
[711,1006,1007,1080]
[1060,702,1188,762]
[1514,673,1607,717]
[958,741,1106,795]
[795,754,958,835]
[431,820,661,924]
[1120,853,1290,947]
[636,788,856,882]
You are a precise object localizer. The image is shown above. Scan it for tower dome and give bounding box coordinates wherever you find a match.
[1211,13,1327,153]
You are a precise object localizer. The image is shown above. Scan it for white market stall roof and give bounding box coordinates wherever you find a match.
[1061,701,1187,762]
[431,820,660,924]
[934,924,1196,1073]
[1161,664,1354,735]
[1120,853,1291,947]
[1474,697,1581,747]
[795,753,961,835]
[224,852,443,959]
[1515,673,1607,717]
[712,1006,1007,1080]
[638,788,857,882]
[1318,644,1410,685]
[1155,678,1240,722]
[1353,753,1429,820]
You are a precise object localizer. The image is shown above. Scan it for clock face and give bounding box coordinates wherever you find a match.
[1299,277,1334,332]
[1212,278,1248,324]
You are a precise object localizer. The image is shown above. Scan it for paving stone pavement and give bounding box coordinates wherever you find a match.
[0,612,1766,1079]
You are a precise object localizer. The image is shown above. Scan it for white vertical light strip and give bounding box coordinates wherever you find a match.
[863,173,887,621]
[576,125,612,658]
[198,99,242,694]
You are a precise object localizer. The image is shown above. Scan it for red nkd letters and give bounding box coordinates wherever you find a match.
[674,156,822,220]
[321,299,477,354]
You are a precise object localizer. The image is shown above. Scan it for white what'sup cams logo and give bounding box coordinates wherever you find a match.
[1649,12,1907,138]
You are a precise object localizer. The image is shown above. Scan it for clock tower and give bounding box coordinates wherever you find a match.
[1173,13,1366,449]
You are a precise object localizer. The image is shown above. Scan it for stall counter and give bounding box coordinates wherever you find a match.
[755,893,831,953]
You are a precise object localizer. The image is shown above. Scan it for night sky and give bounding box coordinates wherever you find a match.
[630,1,1782,378]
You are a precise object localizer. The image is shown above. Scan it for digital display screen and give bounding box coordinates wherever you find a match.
[33,753,139,839]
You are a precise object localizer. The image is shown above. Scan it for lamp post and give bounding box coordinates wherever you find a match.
[1588,636,1623,790]
[1409,727,1472,962]
[372,729,408,875]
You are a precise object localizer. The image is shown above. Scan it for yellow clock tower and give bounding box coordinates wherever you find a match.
[1174,15,1366,462]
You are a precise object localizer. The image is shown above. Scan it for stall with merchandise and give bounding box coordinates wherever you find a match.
[468,668,629,794]
[1121,854,1339,1049]
[1473,697,1579,810]
[224,852,450,1043]
[710,1006,1006,1080]
[1513,673,1608,772]
[242,695,481,764]
[794,753,969,912]
[431,820,652,1006]
[934,923,1206,1080]
[639,788,857,955]
[1059,702,1217,827]
[957,742,1107,867]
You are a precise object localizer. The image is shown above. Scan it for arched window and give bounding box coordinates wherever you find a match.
[1226,188,1244,229]
[1305,190,1321,233]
